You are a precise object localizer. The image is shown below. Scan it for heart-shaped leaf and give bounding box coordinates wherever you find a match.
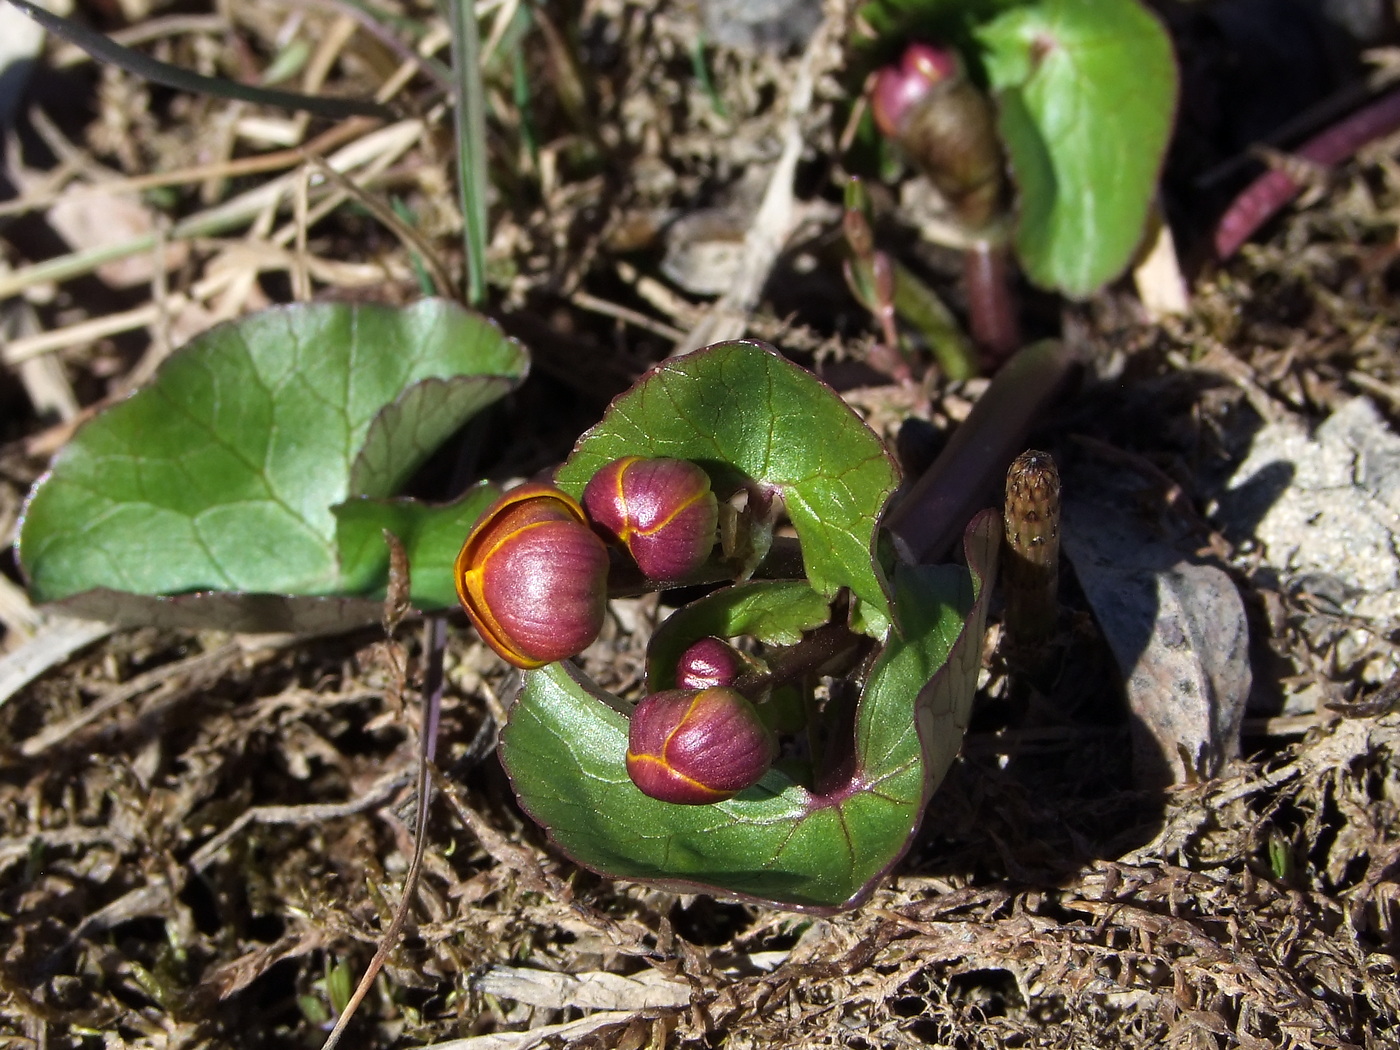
[500,511,999,912]
[19,299,527,622]
[976,0,1177,296]
[554,341,900,636]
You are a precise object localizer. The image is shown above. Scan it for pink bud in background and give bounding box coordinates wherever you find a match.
[870,42,962,139]
[868,42,1005,232]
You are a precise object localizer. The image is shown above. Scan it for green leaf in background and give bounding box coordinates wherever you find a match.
[855,0,1014,50]
[976,0,1177,296]
[645,580,832,692]
[19,299,528,620]
[349,377,512,498]
[554,341,900,637]
[332,482,502,610]
[500,511,999,912]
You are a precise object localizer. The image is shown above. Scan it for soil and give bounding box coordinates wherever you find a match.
[1,1,1398,1048]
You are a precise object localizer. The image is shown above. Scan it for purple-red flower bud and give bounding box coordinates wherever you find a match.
[870,42,962,140]
[626,687,776,805]
[454,483,609,669]
[583,456,719,581]
[869,42,1005,232]
[676,636,744,691]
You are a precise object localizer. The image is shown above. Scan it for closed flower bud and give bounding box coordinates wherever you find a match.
[870,42,1005,232]
[871,43,961,139]
[583,457,719,581]
[626,687,776,805]
[454,483,609,669]
[676,636,744,691]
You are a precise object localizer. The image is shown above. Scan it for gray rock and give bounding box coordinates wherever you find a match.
[1063,459,1252,790]
[1217,398,1400,625]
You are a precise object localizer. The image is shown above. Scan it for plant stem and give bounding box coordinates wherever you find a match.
[891,259,978,381]
[1215,85,1400,259]
[730,618,872,701]
[884,339,1077,566]
[689,35,727,118]
[319,615,445,1050]
[964,239,1020,368]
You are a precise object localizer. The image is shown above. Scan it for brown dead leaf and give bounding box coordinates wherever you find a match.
[47,190,188,287]
[204,929,326,1000]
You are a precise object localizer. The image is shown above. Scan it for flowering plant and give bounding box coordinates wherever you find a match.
[481,340,997,911]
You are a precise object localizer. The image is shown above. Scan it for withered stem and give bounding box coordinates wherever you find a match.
[1002,450,1061,649]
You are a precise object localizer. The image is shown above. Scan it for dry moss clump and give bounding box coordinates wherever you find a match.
[4,626,1396,1046]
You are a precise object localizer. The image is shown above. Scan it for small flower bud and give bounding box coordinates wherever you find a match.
[871,43,961,140]
[626,687,776,805]
[583,456,719,581]
[676,636,744,691]
[454,483,609,669]
[869,42,1005,232]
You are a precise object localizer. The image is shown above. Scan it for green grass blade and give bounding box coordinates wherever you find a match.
[445,0,490,307]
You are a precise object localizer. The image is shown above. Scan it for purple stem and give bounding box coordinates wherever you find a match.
[1215,85,1400,259]
[883,339,1078,566]
[964,240,1021,368]
[729,619,872,702]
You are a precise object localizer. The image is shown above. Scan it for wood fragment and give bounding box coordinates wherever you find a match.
[0,616,113,709]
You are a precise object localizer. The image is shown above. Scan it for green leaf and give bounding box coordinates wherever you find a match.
[349,378,511,498]
[555,341,900,637]
[854,0,1015,49]
[332,483,502,609]
[500,512,1000,912]
[975,0,1177,296]
[19,299,527,619]
[645,580,832,692]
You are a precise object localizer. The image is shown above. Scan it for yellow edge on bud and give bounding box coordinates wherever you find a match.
[453,540,547,670]
[664,693,708,751]
[608,455,642,541]
[608,456,712,542]
[453,483,592,670]
[625,753,729,802]
[633,489,711,539]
